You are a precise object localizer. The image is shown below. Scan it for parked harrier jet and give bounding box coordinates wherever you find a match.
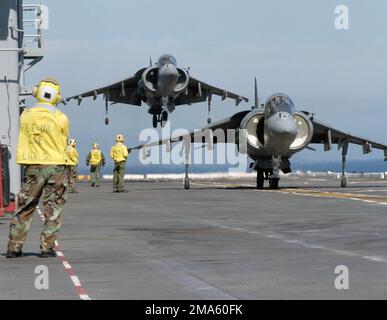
[131,80,387,189]
[66,54,248,128]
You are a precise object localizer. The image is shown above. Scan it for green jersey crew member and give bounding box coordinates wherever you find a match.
[7,77,69,258]
[86,143,105,187]
[65,138,79,193]
[110,134,129,193]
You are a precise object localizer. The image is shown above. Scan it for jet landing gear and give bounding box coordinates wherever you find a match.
[152,114,158,128]
[256,169,280,190]
[152,111,169,128]
[269,177,280,190]
[255,156,282,190]
[162,110,168,122]
[256,169,264,189]
[183,141,191,189]
[184,163,190,189]
[340,141,349,188]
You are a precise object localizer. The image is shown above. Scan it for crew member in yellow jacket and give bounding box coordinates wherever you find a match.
[110,134,129,193]
[7,77,69,259]
[86,143,105,187]
[65,139,79,193]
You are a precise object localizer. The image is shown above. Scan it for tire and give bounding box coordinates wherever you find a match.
[269,178,279,190]
[152,115,158,128]
[256,170,264,189]
[162,111,168,122]
[341,176,348,188]
[184,178,190,189]
[105,117,109,125]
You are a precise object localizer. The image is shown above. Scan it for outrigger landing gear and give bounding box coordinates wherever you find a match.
[341,141,349,188]
[183,139,191,189]
[184,163,190,190]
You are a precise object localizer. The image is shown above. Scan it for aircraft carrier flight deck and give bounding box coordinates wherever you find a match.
[1,175,387,300]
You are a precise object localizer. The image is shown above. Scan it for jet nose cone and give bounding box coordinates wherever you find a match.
[159,64,179,79]
[270,113,297,135]
[267,112,298,150]
[157,64,180,95]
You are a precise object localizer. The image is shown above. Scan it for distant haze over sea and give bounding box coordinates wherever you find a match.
[78,159,387,175]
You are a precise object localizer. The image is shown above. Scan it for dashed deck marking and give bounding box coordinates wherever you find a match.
[36,207,91,300]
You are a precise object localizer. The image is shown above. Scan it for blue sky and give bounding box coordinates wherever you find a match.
[24,0,387,170]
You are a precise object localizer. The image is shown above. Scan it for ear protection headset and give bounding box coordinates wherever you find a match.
[68,139,77,147]
[32,77,63,105]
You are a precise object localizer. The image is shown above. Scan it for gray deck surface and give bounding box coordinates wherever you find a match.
[1,176,387,299]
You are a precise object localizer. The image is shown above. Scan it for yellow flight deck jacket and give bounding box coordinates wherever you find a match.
[65,145,79,166]
[110,142,129,163]
[89,149,104,166]
[16,103,69,165]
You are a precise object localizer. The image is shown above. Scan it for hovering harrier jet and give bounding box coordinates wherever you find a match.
[66,54,248,128]
[131,80,387,189]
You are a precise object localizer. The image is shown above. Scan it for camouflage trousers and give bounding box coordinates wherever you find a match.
[66,165,78,192]
[7,165,67,253]
[113,161,126,191]
[90,165,101,186]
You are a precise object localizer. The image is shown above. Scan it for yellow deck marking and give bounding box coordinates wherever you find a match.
[191,181,387,205]
[269,188,387,206]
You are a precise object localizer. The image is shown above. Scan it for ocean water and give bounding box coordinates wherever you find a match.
[78,159,387,175]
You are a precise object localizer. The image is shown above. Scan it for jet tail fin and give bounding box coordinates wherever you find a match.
[254,77,259,109]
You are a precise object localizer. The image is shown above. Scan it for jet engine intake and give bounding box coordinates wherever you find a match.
[173,68,189,95]
[289,112,314,151]
[238,110,266,155]
[141,66,158,94]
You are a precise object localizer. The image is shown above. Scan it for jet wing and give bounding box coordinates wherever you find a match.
[130,111,250,151]
[174,76,249,106]
[309,115,387,153]
[65,69,146,106]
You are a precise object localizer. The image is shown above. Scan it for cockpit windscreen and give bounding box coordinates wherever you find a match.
[157,54,177,67]
[265,95,295,117]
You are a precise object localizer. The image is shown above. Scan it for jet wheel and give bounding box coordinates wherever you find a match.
[341,175,348,188]
[269,178,279,190]
[152,115,158,128]
[256,170,264,189]
[162,111,168,122]
[184,178,190,190]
